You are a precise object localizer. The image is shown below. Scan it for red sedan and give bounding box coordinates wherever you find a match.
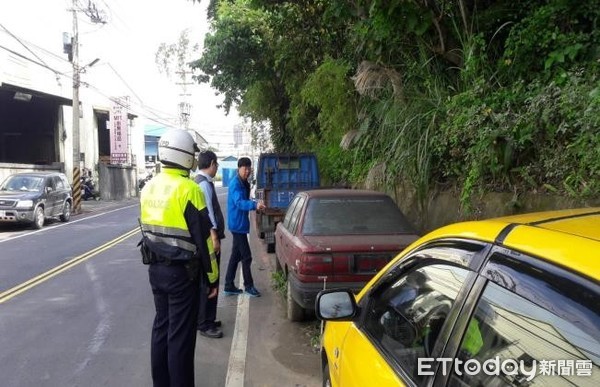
[274,189,419,321]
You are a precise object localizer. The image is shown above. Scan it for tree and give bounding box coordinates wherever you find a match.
[155,29,199,83]
[190,0,600,205]
[155,29,199,128]
[190,0,347,151]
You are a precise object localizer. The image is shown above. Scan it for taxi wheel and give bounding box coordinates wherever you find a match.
[275,254,283,273]
[323,363,331,387]
[287,276,305,322]
[33,206,45,229]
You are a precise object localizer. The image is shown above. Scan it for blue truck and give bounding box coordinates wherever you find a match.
[254,153,320,253]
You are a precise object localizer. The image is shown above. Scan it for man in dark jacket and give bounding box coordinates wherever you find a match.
[195,150,226,338]
[224,157,265,297]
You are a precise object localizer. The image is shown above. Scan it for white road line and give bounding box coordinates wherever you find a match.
[0,204,138,243]
[225,273,249,387]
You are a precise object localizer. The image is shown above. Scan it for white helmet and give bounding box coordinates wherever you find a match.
[158,129,199,170]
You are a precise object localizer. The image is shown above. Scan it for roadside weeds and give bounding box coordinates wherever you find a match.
[270,271,321,353]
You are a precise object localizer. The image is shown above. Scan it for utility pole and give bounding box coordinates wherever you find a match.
[156,30,197,133]
[71,0,82,214]
[67,0,105,214]
[176,70,193,130]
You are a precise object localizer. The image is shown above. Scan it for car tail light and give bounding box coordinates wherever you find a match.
[296,254,333,275]
[352,253,393,274]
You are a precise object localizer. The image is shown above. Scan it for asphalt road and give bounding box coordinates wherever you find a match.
[0,189,320,386]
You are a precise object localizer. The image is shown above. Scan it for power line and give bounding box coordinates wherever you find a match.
[79,19,108,35]
[2,33,72,64]
[0,25,181,128]
[104,62,144,104]
[78,0,107,24]
[98,0,131,33]
[0,41,175,129]
[0,43,68,77]
[82,81,182,130]
[0,40,180,132]
[0,22,60,79]
[0,18,242,145]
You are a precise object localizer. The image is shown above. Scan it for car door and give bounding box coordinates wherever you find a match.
[285,195,306,270]
[52,175,67,214]
[43,176,58,215]
[333,241,488,387]
[278,195,306,270]
[276,195,301,266]
[443,247,600,387]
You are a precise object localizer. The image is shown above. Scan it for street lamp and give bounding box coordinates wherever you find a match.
[81,58,100,72]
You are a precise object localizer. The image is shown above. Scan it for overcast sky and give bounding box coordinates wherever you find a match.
[1,0,241,150]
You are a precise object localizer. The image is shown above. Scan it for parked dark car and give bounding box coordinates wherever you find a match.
[274,189,419,321]
[0,172,73,229]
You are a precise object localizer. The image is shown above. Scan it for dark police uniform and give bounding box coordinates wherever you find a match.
[195,173,226,332]
[140,167,218,387]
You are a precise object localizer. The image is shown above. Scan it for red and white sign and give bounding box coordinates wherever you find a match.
[109,97,130,164]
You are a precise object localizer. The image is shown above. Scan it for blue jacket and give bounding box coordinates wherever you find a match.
[227,174,257,234]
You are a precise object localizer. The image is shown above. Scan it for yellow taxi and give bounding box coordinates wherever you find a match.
[316,208,600,386]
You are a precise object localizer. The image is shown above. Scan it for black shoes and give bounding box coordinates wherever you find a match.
[199,326,223,339]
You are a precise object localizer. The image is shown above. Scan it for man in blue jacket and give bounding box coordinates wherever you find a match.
[224,157,266,297]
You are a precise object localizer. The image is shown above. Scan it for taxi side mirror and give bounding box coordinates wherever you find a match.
[316,289,358,321]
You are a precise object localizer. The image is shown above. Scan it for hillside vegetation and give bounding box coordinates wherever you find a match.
[192,0,600,212]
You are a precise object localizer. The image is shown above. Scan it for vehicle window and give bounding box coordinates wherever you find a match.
[60,175,71,188]
[282,196,300,230]
[45,177,55,190]
[302,196,414,235]
[53,176,65,189]
[449,260,600,386]
[363,263,471,384]
[1,175,44,192]
[288,196,306,235]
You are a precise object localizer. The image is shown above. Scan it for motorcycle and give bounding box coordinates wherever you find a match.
[81,175,98,200]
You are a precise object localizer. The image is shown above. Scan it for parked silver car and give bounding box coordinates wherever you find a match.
[0,172,72,229]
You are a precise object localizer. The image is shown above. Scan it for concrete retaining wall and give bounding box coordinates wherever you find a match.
[98,164,138,200]
[364,176,600,234]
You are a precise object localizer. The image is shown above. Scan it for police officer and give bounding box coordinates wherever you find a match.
[140,128,218,387]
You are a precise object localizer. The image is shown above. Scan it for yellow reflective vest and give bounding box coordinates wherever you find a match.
[140,167,218,284]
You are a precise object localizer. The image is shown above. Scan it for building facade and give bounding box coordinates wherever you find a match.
[0,29,144,199]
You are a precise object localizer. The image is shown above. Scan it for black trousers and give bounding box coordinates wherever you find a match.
[224,232,254,289]
[197,249,221,331]
[149,263,200,387]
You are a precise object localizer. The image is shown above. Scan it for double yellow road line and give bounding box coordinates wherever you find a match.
[0,228,139,304]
